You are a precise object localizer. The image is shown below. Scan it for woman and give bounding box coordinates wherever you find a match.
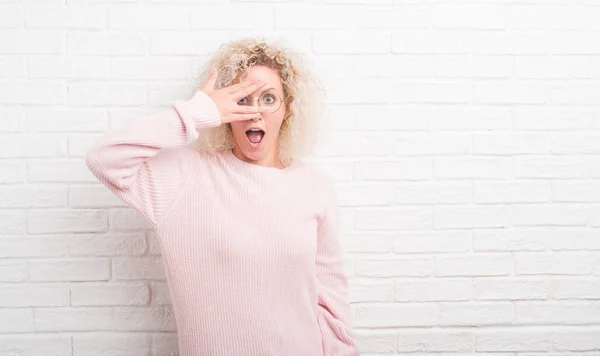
[86,37,359,356]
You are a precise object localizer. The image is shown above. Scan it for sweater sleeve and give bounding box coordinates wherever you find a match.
[315,172,360,356]
[85,90,222,226]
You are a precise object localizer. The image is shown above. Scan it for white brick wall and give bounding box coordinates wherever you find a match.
[1,0,600,355]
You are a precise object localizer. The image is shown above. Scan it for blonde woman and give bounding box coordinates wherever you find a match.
[86,37,359,356]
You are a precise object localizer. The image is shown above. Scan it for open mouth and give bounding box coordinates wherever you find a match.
[245,129,265,148]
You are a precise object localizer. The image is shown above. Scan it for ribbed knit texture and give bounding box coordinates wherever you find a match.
[85,90,359,356]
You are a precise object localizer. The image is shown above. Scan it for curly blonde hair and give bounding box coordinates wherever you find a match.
[191,36,329,166]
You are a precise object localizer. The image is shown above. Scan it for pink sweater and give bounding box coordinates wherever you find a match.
[85,90,359,356]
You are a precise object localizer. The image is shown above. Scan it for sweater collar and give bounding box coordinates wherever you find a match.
[222,148,301,175]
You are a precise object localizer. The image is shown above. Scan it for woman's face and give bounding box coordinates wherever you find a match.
[229,65,286,166]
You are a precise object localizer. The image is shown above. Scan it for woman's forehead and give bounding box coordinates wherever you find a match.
[237,66,282,86]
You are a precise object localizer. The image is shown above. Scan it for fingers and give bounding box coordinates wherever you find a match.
[227,77,261,93]
[231,80,267,100]
[201,67,218,92]
[231,106,270,114]
[229,113,262,122]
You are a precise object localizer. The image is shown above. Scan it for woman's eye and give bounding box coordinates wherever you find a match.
[238,97,248,104]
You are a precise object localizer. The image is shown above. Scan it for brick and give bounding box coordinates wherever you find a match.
[355,257,433,278]
[473,229,548,252]
[355,207,432,231]
[435,157,511,179]
[553,181,600,202]
[552,279,600,299]
[440,302,513,326]
[29,258,110,282]
[68,134,102,157]
[474,82,548,104]
[393,230,472,254]
[149,282,172,305]
[434,206,511,229]
[348,279,394,303]
[111,57,192,81]
[515,301,600,324]
[397,330,473,352]
[395,279,471,302]
[24,4,105,29]
[109,208,152,230]
[475,328,552,352]
[313,30,390,54]
[393,133,470,155]
[513,107,597,130]
[355,159,433,181]
[0,5,24,27]
[0,260,28,282]
[27,106,108,132]
[394,182,471,205]
[515,252,594,275]
[68,83,146,106]
[0,235,69,257]
[69,232,146,256]
[190,4,272,30]
[473,133,551,155]
[70,283,150,306]
[0,29,62,54]
[28,209,107,233]
[35,307,113,331]
[28,55,110,79]
[109,4,189,30]
[515,56,591,78]
[0,185,67,208]
[28,159,97,182]
[552,133,600,154]
[474,278,549,301]
[0,133,66,158]
[0,285,69,307]
[0,209,27,233]
[336,182,395,206]
[392,30,471,54]
[354,304,437,327]
[0,335,71,355]
[474,182,550,204]
[514,156,591,179]
[513,204,587,226]
[436,55,512,78]
[73,333,151,356]
[355,55,434,78]
[0,107,24,133]
[343,232,392,253]
[435,254,512,277]
[68,31,147,55]
[113,257,166,280]
[68,184,127,208]
[112,306,176,331]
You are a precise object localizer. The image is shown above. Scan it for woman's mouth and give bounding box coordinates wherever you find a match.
[245,129,265,149]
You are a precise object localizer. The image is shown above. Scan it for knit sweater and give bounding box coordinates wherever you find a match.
[85,89,359,356]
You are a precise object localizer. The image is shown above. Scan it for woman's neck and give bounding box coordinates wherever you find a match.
[231,147,286,169]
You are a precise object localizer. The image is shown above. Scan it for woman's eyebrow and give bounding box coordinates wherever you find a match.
[252,87,279,95]
[261,87,276,92]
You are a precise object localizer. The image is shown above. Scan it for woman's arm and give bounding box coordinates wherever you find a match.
[315,171,360,356]
[85,90,221,226]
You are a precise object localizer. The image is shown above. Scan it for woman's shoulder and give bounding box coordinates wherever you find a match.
[154,145,202,165]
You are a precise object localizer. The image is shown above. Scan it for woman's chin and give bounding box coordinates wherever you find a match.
[240,144,267,160]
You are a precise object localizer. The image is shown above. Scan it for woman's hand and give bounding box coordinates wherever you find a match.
[200,67,270,125]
